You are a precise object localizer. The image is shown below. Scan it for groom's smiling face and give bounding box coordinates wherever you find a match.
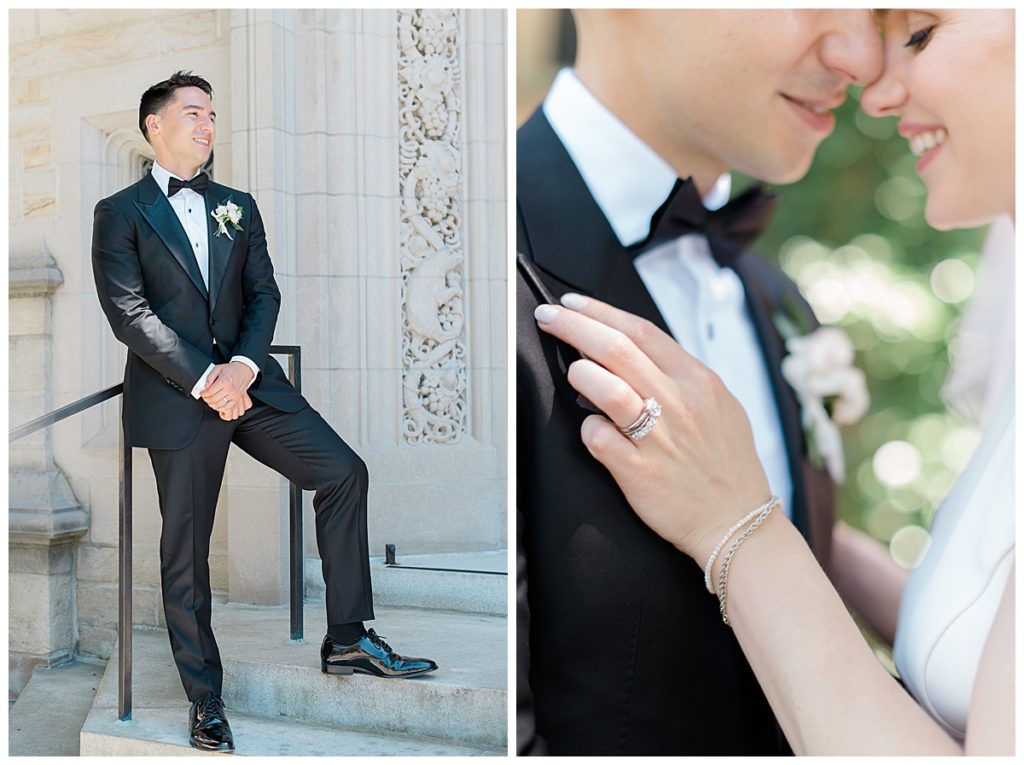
[146,86,217,178]
[575,10,884,191]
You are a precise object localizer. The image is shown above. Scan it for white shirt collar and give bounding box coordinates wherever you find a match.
[542,68,731,247]
[150,160,203,198]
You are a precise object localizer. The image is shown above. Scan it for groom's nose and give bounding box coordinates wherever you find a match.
[818,11,883,86]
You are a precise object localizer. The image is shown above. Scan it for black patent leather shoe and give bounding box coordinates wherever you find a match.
[189,691,235,752]
[321,628,438,678]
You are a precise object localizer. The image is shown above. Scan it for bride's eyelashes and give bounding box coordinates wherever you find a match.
[904,25,935,52]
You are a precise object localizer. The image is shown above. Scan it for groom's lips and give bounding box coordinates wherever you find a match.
[780,93,842,134]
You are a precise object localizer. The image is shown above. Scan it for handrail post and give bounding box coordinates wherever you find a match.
[287,348,304,641]
[118,398,132,721]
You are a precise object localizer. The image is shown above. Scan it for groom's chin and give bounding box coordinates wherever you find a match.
[740,155,815,187]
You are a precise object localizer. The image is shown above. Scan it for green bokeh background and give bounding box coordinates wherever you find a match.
[743,88,986,564]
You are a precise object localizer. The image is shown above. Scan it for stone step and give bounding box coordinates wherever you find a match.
[306,549,508,616]
[80,603,507,755]
[9,659,105,756]
[81,708,502,756]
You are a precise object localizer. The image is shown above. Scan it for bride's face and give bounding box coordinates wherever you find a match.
[861,10,1014,230]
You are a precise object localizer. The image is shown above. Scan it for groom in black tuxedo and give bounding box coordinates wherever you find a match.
[517,11,882,755]
[92,72,436,752]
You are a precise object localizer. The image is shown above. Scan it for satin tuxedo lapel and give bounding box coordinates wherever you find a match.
[731,259,811,540]
[517,110,672,336]
[204,181,237,315]
[730,259,835,564]
[134,173,209,301]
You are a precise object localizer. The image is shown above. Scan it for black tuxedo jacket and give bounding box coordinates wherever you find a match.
[516,109,836,755]
[92,173,305,450]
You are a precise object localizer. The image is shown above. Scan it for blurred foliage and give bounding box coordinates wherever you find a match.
[741,88,987,557]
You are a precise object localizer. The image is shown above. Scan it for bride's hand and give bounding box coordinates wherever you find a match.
[534,293,774,565]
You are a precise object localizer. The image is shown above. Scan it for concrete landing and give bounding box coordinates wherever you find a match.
[370,550,508,615]
[304,549,509,616]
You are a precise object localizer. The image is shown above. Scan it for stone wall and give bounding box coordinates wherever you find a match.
[8,8,507,669]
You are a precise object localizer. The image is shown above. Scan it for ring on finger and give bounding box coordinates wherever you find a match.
[618,396,662,441]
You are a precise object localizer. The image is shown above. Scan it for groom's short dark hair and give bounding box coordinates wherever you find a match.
[139,71,214,143]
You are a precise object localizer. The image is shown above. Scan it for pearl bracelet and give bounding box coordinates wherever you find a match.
[717,500,777,626]
[703,495,780,595]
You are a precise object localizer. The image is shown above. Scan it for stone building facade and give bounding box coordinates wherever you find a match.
[9,8,507,696]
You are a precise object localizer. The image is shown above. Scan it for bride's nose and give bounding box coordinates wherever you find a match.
[861,67,908,117]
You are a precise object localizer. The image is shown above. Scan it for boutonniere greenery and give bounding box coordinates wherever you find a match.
[774,296,869,484]
[211,199,244,240]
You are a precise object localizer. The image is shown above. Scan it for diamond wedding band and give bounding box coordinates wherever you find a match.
[618,396,662,441]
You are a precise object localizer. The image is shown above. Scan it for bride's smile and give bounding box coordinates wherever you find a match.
[861,10,1014,230]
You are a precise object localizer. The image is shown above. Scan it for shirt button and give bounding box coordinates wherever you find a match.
[188,209,192,213]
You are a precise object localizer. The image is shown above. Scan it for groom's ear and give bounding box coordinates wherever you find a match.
[144,112,161,143]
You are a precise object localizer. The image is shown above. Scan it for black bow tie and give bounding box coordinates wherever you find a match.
[167,172,209,197]
[631,177,778,268]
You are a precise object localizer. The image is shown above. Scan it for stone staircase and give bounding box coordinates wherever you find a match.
[13,552,507,756]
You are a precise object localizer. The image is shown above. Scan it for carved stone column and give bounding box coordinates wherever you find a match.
[9,254,89,695]
[398,8,468,446]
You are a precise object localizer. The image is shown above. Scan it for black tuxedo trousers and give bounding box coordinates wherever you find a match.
[150,396,374,701]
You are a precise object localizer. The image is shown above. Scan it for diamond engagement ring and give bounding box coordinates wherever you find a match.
[619,396,662,441]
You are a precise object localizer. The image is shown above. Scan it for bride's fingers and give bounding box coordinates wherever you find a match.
[567,359,647,431]
[560,292,694,379]
[535,304,667,395]
[580,414,638,466]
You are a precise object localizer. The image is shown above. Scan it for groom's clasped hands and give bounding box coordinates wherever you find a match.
[534,293,774,567]
[200,360,255,421]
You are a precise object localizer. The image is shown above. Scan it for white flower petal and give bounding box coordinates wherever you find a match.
[782,355,811,394]
[833,368,870,425]
[813,413,846,484]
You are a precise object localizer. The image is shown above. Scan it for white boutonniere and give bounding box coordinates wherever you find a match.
[211,199,244,240]
[775,300,869,484]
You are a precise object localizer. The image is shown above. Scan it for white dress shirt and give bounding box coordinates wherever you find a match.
[543,69,793,516]
[149,161,258,398]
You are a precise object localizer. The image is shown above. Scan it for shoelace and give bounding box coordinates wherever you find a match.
[195,693,224,722]
[365,629,400,661]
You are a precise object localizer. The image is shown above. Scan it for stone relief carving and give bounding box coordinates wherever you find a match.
[398,9,467,445]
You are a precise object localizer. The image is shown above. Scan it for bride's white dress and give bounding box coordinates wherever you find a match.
[892,220,1016,740]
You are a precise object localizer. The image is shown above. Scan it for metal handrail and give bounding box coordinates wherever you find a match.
[383,544,507,576]
[8,384,123,442]
[9,345,304,721]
